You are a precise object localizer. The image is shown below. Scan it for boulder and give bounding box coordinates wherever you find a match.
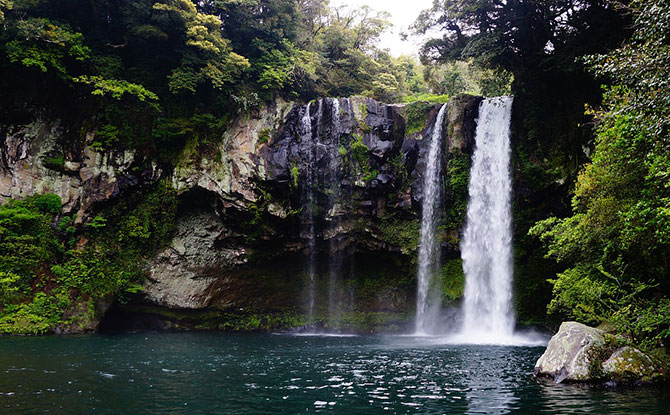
[602,346,657,380]
[143,193,247,309]
[534,321,606,382]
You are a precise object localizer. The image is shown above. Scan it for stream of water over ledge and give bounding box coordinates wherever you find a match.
[1,333,668,414]
[460,96,516,343]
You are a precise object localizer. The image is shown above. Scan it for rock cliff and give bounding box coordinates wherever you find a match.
[0,95,482,332]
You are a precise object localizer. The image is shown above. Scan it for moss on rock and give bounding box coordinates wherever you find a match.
[440,259,465,302]
[404,101,436,136]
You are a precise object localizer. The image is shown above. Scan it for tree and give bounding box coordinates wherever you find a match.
[531,0,670,348]
[0,0,12,23]
[153,0,249,93]
[412,0,630,151]
[311,5,392,97]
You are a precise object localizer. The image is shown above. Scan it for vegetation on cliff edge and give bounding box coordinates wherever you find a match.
[530,0,670,349]
[0,182,177,334]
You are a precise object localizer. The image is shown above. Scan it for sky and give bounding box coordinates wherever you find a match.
[329,0,435,57]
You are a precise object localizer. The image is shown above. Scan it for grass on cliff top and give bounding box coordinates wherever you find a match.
[403,93,450,104]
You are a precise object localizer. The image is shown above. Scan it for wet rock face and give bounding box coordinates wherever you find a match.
[144,191,246,309]
[136,96,483,317]
[0,95,483,326]
[446,95,483,154]
[140,95,482,316]
[534,321,606,382]
[362,99,406,159]
[172,99,296,210]
[261,96,480,220]
[261,97,415,249]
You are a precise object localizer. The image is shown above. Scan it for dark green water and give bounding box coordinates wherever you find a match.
[0,333,667,414]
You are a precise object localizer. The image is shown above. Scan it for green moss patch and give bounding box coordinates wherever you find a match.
[405,101,436,136]
[440,259,465,302]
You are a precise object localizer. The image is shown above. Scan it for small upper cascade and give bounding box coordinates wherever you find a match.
[460,96,516,342]
[415,103,448,335]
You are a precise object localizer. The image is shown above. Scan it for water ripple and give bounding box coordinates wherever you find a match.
[0,333,668,414]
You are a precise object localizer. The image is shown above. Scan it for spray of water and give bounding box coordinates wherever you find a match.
[328,98,342,330]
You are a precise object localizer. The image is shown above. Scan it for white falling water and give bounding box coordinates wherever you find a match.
[460,96,516,342]
[415,103,448,335]
[328,98,342,329]
[301,102,316,322]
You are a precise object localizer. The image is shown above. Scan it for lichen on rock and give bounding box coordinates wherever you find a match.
[602,346,657,381]
[535,321,667,384]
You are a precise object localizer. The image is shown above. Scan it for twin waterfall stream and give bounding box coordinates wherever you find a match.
[299,96,520,343]
[414,104,448,334]
[415,97,518,343]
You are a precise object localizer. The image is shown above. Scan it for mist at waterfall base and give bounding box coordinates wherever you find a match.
[3,333,669,414]
[413,97,545,346]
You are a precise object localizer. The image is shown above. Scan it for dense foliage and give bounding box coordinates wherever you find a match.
[0,0,442,156]
[531,0,670,349]
[0,183,177,333]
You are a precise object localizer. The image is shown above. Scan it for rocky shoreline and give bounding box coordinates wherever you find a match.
[535,322,668,385]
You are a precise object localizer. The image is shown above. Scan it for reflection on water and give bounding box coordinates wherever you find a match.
[0,333,668,414]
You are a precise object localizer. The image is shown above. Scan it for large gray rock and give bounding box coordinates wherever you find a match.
[445,94,482,154]
[534,321,606,382]
[174,98,295,206]
[144,195,247,309]
[361,98,405,159]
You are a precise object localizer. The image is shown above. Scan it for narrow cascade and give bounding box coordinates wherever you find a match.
[327,98,342,329]
[415,103,448,335]
[300,102,316,324]
[300,98,353,332]
[460,96,515,341]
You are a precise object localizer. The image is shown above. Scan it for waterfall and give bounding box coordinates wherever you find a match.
[415,103,448,335]
[300,102,316,323]
[460,96,515,341]
[300,98,351,332]
[328,98,342,330]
